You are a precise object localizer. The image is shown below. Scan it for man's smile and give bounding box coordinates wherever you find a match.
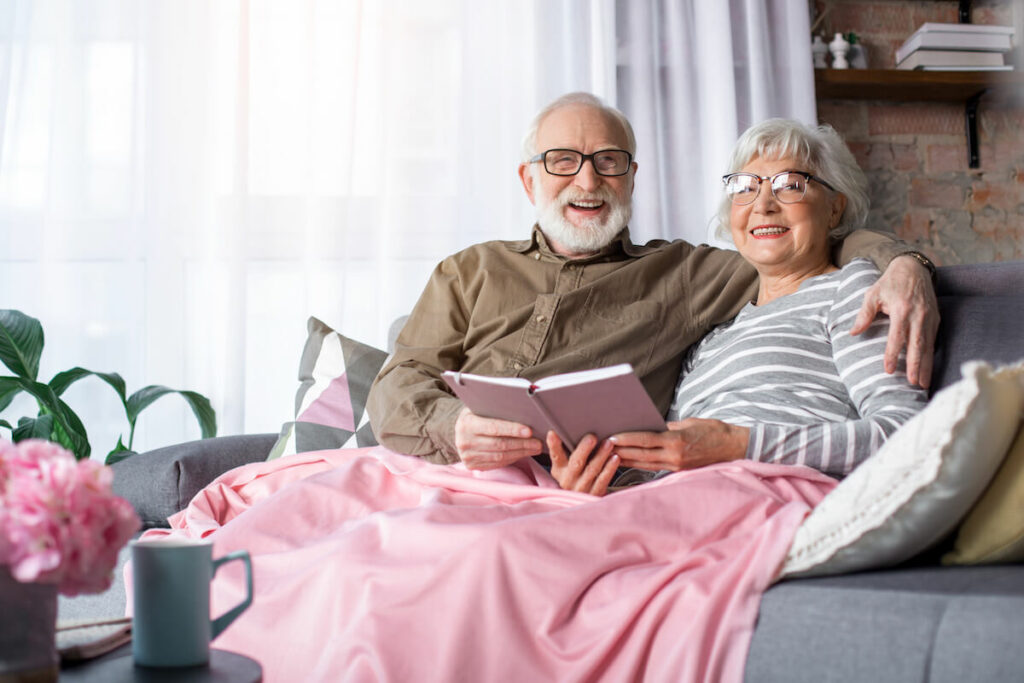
[567,199,606,217]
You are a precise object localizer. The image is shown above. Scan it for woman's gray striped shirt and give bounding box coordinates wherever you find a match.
[668,258,928,477]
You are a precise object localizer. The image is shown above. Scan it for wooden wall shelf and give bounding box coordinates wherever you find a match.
[814,69,1023,167]
[814,69,1023,102]
[812,0,1018,103]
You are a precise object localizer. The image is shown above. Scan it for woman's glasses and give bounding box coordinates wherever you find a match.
[723,171,837,205]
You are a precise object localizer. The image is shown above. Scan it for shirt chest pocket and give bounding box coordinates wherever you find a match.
[557,290,665,372]
[583,290,663,323]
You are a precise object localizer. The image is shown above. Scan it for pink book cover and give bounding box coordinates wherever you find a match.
[442,363,667,450]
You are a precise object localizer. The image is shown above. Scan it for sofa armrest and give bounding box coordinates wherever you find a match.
[110,433,277,529]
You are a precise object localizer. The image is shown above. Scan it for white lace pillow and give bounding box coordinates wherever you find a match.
[782,360,1024,578]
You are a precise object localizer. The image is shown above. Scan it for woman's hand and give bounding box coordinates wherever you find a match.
[610,418,750,472]
[548,432,619,496]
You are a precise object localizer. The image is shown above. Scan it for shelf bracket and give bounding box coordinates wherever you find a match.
[965,91,984,169]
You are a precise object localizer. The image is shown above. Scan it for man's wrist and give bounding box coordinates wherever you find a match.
[897,250,937,281]
[431,397,468,463]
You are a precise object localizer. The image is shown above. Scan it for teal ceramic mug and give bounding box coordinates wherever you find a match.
[131,539,253,667]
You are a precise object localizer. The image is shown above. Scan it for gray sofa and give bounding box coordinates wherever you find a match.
[63,260,1024,681]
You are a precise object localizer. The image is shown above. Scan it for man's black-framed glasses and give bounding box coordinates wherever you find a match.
[529,148,633,177]
[722,171,837,205]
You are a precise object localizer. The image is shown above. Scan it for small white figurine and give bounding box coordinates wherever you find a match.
[812,35,829,69]
[829,32,850,69]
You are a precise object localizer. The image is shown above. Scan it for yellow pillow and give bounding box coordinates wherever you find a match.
[943,422,1024,565]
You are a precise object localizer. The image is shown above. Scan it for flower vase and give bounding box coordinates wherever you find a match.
[0,567,58,683]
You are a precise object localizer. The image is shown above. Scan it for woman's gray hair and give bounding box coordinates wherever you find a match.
[715,118,869,241]
[521,92,637,162]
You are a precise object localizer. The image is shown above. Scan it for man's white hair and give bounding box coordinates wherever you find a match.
[521,92,637,162]
[715,118,869,241]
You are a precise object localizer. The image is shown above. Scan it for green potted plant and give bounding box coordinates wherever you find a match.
[0,309,216,463]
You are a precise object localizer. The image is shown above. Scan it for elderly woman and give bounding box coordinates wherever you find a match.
[551,118,929,494]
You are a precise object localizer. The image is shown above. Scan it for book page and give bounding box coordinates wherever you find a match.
[532,363,633,390]
[445,372,531,389]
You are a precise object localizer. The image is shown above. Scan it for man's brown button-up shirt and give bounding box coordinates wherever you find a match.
[367,226,905,464]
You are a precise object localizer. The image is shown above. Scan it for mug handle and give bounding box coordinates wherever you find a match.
[210,550,254,640]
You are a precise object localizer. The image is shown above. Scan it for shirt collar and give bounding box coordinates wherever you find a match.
[507,225,654,261]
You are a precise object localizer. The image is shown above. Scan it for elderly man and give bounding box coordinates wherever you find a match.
[367,92,938,469]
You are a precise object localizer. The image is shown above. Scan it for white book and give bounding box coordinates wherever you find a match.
[896,23,1015,65]
[57,617,132,662]
[917,65,1014,71]
[897,49,1005,69]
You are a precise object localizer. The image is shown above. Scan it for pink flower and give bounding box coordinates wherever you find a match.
[0,439,141,596]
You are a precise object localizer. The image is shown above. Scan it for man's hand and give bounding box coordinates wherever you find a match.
[548,432,619,496]
[850,254,939,388]
[611,418,749,472]
[454,407,542,469]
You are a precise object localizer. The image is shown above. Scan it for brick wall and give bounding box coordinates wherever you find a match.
[813,0,1024,264]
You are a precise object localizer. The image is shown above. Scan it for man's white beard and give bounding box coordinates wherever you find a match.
[535,184,632,255]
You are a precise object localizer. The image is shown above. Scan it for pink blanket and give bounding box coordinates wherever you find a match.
[135,447,836,682]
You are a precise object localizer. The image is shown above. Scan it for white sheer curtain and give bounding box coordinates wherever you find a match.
[615,0,817,246]
[0,0,813,457]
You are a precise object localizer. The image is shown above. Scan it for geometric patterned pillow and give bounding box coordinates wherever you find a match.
[267,317,389,460]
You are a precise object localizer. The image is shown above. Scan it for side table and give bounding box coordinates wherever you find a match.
[60,646,261,682]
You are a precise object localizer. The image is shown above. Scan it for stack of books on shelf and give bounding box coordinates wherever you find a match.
[896,22,1015,71]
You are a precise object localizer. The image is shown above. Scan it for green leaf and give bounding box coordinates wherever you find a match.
[179,390,218,439]
[1,418,12,430]
[0,310,44,380]
[12,414,54,441]
[50,367,127,403]
[0,376,21,412]
[12,378,91,460]
[47,411,77,452]
[55,396,91,460]
[126,385,217,439]
[105,450,134,465]
[125,385,173,424]
[105,436,134,465]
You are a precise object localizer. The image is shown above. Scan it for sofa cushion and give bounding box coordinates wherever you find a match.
[747,565,1024,682]
[932,296,1024,391]
[782,360,1024,578]
[943,423,1024,565]
[932,261,1024,391]
[267,317,389,460]
[110,434,276,528]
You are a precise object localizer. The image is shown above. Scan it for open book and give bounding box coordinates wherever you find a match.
[442,363,667,450]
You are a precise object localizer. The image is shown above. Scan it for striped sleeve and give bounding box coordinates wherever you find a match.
[747,264,929,477]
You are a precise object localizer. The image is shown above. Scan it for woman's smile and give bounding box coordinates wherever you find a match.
[750,224,790,238]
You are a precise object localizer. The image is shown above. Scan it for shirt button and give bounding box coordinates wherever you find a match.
[513,362,523,370]
[533,253,541,260]
[536,315,546,323]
